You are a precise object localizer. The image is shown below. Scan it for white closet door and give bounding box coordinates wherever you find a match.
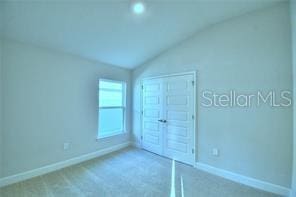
[163,74,195,165]
[142,78,164,155]
[142,73,195,165]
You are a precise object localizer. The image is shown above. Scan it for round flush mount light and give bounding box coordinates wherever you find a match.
[132,1,146,15]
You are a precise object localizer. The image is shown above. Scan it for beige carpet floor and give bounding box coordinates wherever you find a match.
[0,147,281,197]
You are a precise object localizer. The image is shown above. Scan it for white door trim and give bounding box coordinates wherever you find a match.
[142,71,197,81]
[140,71,197,165]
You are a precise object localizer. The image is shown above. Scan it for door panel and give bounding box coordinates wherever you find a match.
[163,74,194,165]
[167,140,187,153]
[167,95,189,105]
[167,125,188,137]
[142,78,163,155]
[167,110,189,121]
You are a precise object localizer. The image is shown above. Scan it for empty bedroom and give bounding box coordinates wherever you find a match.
[0,0,296,196]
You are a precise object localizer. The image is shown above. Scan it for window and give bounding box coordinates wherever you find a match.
[98,79,126,138]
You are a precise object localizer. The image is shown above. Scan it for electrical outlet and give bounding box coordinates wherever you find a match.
[212,148,219,156]
[64,142,70,150]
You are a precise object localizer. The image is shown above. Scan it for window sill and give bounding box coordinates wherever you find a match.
[96,131,126,141]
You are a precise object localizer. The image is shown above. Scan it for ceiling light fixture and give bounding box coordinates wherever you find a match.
[132,1,145,15]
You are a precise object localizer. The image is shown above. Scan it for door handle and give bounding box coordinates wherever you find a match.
[158,119,164,122]
[158,119,167,123]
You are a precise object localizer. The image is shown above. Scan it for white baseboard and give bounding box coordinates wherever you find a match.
[0,144,291,196]
[0,141,131,188]
[195,162,291,196]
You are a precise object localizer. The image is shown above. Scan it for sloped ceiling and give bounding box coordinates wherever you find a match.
[0,0,285,69]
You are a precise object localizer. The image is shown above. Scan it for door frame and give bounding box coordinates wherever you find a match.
[140,71,197,165]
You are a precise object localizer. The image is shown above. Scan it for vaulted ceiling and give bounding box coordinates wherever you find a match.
[0,0,285,69]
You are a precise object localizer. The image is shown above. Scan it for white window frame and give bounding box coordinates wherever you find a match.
[97,79,127,139]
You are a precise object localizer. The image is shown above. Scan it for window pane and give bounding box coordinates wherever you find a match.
[99,80,122,90]
[98,79,126,138]
[99,90,123,107]
[99,108,123,137]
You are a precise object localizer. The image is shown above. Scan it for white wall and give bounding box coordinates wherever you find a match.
[1,40,132,177]
[0,39,3,178]
[290,0,296,196]
[133,3,292,187]
[0,2,4,178]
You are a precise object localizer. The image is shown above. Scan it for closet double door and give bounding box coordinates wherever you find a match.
[142,73,195,165]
